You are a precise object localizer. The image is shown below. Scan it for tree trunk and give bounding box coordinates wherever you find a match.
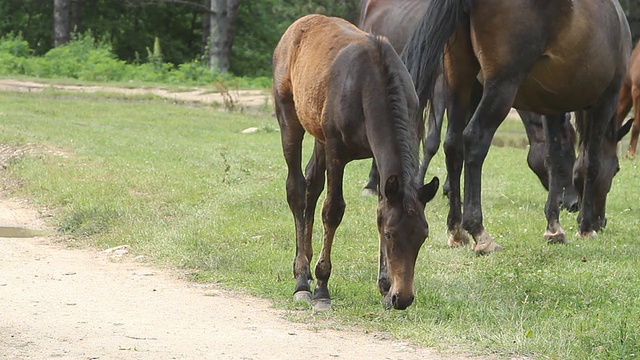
[71,0,84,33]
[201,0,211,55]
[208,0,239,73]
[53,0,71,47]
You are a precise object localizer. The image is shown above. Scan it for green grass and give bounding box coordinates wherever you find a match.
[0,90,639,359]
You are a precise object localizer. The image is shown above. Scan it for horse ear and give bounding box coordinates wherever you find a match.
[618,118,633,142]
[418,176,439,206]
[384,175,400,200]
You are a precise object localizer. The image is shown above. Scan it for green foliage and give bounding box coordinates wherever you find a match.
[0,32,31,57]
[0,32,270,88]
[0,0,638,77]
[146,36,164,67]
[232,0,359,77]
[0,33,31,74]
[33,32,128,81]
[0,0,52,55]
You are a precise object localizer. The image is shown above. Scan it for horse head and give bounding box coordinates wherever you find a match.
[574,117,632,232]
[376,175,438,309]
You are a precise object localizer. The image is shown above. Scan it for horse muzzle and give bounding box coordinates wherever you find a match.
[385,291,415,310]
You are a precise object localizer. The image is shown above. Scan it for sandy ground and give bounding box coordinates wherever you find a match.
[0,197,483,360]
[0,80,493,360]
[0,79,271,111]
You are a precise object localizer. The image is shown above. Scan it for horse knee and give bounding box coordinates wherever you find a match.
[322,197,345,228]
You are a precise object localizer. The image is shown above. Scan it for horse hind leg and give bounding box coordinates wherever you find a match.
[362,159,379,196]
[443,97,469,247]
[274,92,313,302]
[542,114,569,244]
[419,76,447,184]
[294,141,327,302]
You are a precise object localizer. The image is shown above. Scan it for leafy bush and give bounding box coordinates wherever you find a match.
[0,33,31,75]
[0,33,31,57]
[0,32,271,89]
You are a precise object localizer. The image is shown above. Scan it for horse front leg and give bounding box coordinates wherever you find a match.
[313,145,346,311]
[575,94,620,236]
[462,83,517,254]
[542,114,569,244]
[377,243,390,299]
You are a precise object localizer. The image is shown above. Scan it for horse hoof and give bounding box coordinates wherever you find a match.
[471,231,502,254]
[544,231,568,244]
[293,291,312,303]
[447,235,469,247]
[473,241,503,254]
[576,230,597,238]
[311,298,332,311]
[361,188,377,196]
[447,227,470,247]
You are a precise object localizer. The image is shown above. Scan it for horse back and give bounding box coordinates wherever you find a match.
[273,14,383,143]
[467,0,631,113]
[357,0,429,53]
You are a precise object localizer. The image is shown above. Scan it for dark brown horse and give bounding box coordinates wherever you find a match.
[402,0,632,253]
[272,14,439,310]
[616,39,640,157]
[357,0,579,212]
[519,110,578,211]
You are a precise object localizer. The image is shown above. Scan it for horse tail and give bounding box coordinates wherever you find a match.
[401,0,471,109]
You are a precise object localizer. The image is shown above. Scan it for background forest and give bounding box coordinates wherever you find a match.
[0,0,359,79]
[0,1,639,82]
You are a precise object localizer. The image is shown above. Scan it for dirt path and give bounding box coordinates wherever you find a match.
[0,80,488,359]
[0,79,271,111]
[0,196,477,360]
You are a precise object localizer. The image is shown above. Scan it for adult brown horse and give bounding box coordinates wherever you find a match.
[357,0,580,212]
[402,0,632,253]
[616,39,640,157]
[273,14,439,310]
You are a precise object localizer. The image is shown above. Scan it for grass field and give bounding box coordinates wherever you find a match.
[0,89,639,359]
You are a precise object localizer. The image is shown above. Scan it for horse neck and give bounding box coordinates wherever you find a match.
[366,110,419,198]
[363,36,420,197]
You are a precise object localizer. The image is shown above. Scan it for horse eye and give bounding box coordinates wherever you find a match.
[384,231,392,240]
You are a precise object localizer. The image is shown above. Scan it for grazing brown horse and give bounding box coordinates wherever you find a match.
[518,110,578,212]
[273,14,439,310]
[616,39,640,157]
[402,0,632,253]
[357,0,580,212]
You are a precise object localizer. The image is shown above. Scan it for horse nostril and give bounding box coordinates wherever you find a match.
[391,293,414,310]
[391,293,399,306]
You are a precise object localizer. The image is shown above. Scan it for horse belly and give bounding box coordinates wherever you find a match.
[289,56,334,143]
[293,90,327,143]
[514,55,615,114]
